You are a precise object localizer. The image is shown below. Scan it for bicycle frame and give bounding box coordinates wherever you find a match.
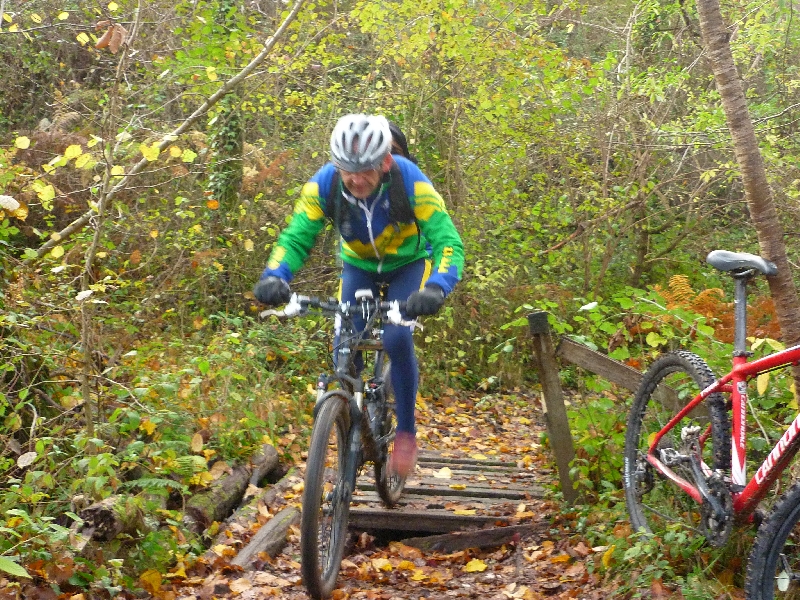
[645,261,800,522]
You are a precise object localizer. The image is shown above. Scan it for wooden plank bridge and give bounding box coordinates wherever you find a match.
[348,450,545,538]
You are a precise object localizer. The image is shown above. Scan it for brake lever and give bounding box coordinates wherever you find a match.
[387,300,423,330]
[259,293,303,319]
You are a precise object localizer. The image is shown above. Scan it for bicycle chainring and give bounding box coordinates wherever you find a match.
[700,473,733,547]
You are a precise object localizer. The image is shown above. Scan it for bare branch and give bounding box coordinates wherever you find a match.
[27,0,308,262]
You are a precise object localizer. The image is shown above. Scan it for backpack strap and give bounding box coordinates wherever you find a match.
[325,163,421,248]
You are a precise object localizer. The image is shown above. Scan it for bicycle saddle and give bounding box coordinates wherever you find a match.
[706,250,777,276]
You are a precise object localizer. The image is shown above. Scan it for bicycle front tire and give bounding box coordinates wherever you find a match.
[623,350,730,541]
[746,482,800,600]
[300,392,351,599]
[374,361,407,507]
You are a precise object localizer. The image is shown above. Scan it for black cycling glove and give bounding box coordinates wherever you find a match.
[406,285,445,318]
[253,276,291,306]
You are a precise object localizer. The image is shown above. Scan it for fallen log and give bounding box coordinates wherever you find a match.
[201,469,299,561]
[400,522,548,553]
[230,507,300,569]
[249,443,279,486]
[78,495,147,542]
[184,464,251,534]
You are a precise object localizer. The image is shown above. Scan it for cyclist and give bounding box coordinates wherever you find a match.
[253,114,464,477]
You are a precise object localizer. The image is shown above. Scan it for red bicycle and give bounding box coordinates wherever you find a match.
[623,249,800,599]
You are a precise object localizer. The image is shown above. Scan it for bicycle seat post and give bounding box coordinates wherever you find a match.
[731,270,754,358]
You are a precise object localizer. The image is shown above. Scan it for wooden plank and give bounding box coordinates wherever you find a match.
[401,523,548,553]
[347,507,504,533]
[417,454,511,467]
[555,337,682,408]
[352,491,519,507]
[529,312,579,504]
[415,461,517,473]
[356,481,537,500]
[555,337,644,392]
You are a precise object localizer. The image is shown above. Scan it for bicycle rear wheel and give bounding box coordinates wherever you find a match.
[623,351,730,542]
[746,483,800,600]
[301,392,351,599]
[374,362,407,507]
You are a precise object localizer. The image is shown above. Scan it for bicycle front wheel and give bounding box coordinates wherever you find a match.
[746,482,800,600]
[623,351,730,542]
[374,361,407,507]
[301,392,351,600]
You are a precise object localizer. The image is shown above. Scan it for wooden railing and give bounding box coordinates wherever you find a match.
[528,311,651,504]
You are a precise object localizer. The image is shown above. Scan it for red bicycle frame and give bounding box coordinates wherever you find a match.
[645,342,800,519]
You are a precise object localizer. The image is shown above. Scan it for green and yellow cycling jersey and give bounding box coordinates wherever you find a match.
[261,156,464,296]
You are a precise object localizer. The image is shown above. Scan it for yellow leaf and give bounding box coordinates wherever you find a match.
[602,544,615,568]
[191,433,204,453]
[50,245,65,259]
[139,569,162,594]
[181,148,197,163]
[411,569,427,581]
[397,560,415,570]
[31,14,42,23]
[139,420,157,435]
[206,66,218,81]
[3,13,11,22]
[169,145,182,157]
[150,230,159,238]
[206,199,219,210]
[75,154,95,169]
[550,553,571,563]
[189,471,213,487]
[140,143,160,162]
[464,558,487,573]
[470,453,488,460]
[790,383,798,410]
[15,136,31,149]
[518,417,531,425]
[76,32,90,45]
[110,165,125,176]
[244,239,254,252]
[371,558,392,572]
[433,466,452,479]
[64,144,83,159]
[449,484,466,490]
[757,372,769,396]
[108,1,119,11]
[453,509,476,515]
[58,12,69,20]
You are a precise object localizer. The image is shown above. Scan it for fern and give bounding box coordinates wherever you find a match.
[119,478,187,494]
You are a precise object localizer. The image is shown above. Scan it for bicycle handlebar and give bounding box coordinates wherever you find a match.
[259,293,421,329]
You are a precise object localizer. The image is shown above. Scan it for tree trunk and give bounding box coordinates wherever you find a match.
[696,0,800,351]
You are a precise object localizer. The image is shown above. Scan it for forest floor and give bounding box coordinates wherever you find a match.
[168,388,627,600]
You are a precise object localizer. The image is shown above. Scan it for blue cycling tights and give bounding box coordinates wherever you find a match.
[338,259,428,435]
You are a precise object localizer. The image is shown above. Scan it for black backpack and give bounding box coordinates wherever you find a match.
[323,162,421,247]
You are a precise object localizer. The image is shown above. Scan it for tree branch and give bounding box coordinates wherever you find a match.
[26,0,308,262]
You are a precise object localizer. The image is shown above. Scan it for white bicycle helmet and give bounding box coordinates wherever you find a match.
[330,114,392,172]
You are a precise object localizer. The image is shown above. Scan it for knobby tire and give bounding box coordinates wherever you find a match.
[300,393,351,599]
[746,482,800,600]
[623,351,730,540]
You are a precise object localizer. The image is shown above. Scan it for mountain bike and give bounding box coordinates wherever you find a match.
[622,249,800,600]
[261,289,413,599]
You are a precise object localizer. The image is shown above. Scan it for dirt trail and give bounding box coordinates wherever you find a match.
[170,390,610,600]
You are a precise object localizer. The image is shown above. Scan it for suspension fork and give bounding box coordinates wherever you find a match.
[339,400,364,508]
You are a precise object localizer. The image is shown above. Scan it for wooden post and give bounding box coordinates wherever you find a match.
[528,311,579,504]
